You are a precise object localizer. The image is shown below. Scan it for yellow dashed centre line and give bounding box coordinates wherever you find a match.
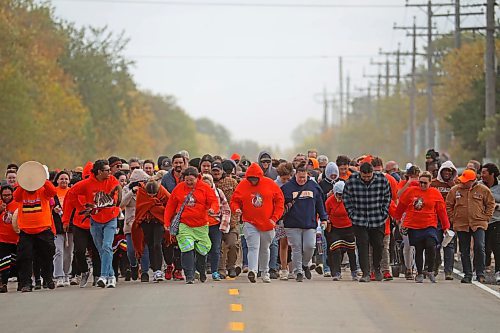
[230,303,243,312]
[228,322,245,331]
[228,288,244,331]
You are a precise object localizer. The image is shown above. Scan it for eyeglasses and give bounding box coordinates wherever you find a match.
[115,164,122,169]
[101,168,111,173]
[261,160,271,164]
[419,181,429,185]
[131,166,140,170]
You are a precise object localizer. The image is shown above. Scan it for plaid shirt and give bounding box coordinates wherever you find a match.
[343,172,391,228]
[216,176,239,228]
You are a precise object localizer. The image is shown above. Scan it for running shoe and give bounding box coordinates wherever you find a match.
[0,284,7,293]
[70,275,80,286]
[248,271,257,283]
[415,274,424,283]
[375,271,383,281]
[315,264,324,275]
[96,277,107,288]
[242,266,249,273]
[461,276,472,284]
[262,272,271,283]
[173,270,185,281]
[165,265,174,280]
[212,272,222,281]
[46,279,56,290]
[34,279,42,290]
[445,272,454,280]
[80,272,90,288]
[141,272,149,283]
[324,271,332,278]
[358,275,370,282]
[56,277,65,288]
[131,265,139,281]
[199,271,207,283]
[332,273,341,281]
[370,272,376,281]
[228,268,237,278]
[64,276,71,287]
[427,272,437,283]
[269,269,279,280]
[279,269,289,281]
[351,271,358,281]
[234,266,242,276]
[303,266,312,280]
[153,270,164,282]
[405,269,413,280]
[296,273,304,282]
[106,276,116,288]
[383,271,393,281]
[124,269,131,282]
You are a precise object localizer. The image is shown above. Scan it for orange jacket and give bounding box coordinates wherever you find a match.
[395,187,450,230]
[14,180,57,234]
[325,196,351,229]
[230,163,285,231]
[63,174,120,224]
[164,180,219,228]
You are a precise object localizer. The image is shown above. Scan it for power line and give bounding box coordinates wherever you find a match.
[52,0,405,8]
[125,54,377,60]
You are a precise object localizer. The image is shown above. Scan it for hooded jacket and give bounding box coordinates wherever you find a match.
[230,163,285,231]
[281,176,328,229]
[258,151,278,180]
[121,169,150,234]
[164,179,219,228]
[430,160,458,201]
[319,162,339,199]
[446,182,495,232]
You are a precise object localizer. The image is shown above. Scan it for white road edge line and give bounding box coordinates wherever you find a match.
[452,268,500,299]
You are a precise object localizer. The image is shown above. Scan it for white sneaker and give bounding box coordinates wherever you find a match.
[262,272,271,283]
[495,271,500,284]
[153,270,164,282]
[56,277,65,288]
[106,276,116,288]
[279,269,288,280]
[96,276,107,288]
[80,272,90,288]
[63,276,71,287]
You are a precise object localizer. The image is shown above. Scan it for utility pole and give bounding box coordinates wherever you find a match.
[323,86,328,132]
[314,87,336,133]
[339,57,344,125]
[455,0,461,48]
[379,44,406,95]
[485,0,497,162]
[394,17,428,162]
[346,74,351,115]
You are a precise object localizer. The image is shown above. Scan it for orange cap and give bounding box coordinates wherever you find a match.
[231,153,241,161]
[458,169,476,183]
[308,158,319,169]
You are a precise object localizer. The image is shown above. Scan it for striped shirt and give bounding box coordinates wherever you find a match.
[343,172,391,228]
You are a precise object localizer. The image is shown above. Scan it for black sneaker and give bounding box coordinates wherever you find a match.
[131,265,139,281]
[125,269,131,281]
[21,286,32,293]
[141,272,149,282]
[228,268,237,278]
[302,266,312,280]
[445,272,454,280]
[374,271,383,281]
[234,266,242,276]
[269,269,279,280]
[461,276,472,284]
[186,278,194,284]
[359,275,371,282]
[46,280,56,290]
[296,273,304,282]
[199,272,207,283]
[0,284,7,293]
[248,271,256,283]
[34,279,42,290]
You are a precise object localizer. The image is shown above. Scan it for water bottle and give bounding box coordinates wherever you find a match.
[316,233,324,255]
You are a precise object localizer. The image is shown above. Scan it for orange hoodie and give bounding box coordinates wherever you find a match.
[395,186,450,230]
[14,180,57,234]
[0,200,19,244]
[230,163,285,231]
[63,174,120,224]
[164,179,219,228]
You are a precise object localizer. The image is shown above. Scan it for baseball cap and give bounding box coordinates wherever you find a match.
[458,169,476,183]
[161,157,172,169]
[212,162,223,171]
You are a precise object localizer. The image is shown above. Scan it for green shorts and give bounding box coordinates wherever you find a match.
[177,223,211,255]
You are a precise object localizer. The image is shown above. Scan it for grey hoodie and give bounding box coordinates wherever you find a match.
[258,150,278,180]
[436,160,458,183]
[121,169,150,234]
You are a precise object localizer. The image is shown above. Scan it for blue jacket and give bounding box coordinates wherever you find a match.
[281,177,328,229]
[161,171,178,193]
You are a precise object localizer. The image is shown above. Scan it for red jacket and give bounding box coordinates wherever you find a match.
[14,180,57,234]
[164,180,219,228]
[63,174,120,224]
[230,163,285,231]
[325,196,351,229]
[0,200,19,244]
[395,187,450,230]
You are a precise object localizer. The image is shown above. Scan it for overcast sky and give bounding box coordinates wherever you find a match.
[51,0,483,149]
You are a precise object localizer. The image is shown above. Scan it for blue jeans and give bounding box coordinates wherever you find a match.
[241,235,248,267]
[321,233,330,273]
[208,225,223,273]
[125,234,150,272]
[90,218,117,278]
[269,237,279,271]
[458,228,486,278]
[435,230,455,274]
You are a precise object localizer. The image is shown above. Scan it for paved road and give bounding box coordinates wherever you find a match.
[2,274,500,333]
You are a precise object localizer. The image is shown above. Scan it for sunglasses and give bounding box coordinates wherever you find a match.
[261,160,271,164]
[131,166,140,170]
[419,181,429,185]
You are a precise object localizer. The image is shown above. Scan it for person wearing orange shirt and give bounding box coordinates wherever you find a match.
[336,155,352,181]
[14,179,57,292]
[0,185,19,292]
[164,167,219,284]
[230,163,285,283]
[63,160,122,289]
[395,171,450,283]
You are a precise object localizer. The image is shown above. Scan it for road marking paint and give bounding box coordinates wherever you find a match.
[230,303,243,312]
[228,288,239,295]
[228,322,245,331]
[453,268,500,299]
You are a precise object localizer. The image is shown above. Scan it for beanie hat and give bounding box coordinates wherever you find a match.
[333,181,345,194]
[222,160,237,174]
[231,153,241,161]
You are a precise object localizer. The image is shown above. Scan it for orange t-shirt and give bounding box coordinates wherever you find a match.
[14,180,57,234]
[0,201,20,244]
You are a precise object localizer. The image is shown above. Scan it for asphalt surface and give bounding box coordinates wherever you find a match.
[2,273,500,333]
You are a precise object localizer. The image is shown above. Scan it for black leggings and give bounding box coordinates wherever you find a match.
[163,244,182,270]
[73,226,101,277]
[0,242,17,285]
[141,222,165,272]
[414,237,436,275]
